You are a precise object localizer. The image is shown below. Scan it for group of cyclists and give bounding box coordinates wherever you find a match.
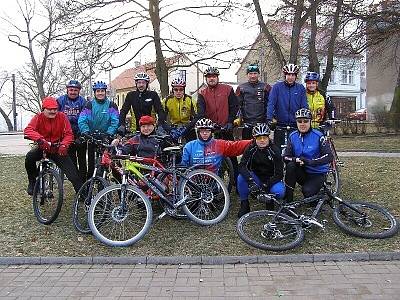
[23,61,336,219]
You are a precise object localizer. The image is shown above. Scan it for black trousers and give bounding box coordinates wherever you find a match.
[68,141,87,182]
[273,127,296,154]
[284,161,325,201]
[25,148,83,193]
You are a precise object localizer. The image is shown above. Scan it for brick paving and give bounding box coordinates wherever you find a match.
[0,260,399,299]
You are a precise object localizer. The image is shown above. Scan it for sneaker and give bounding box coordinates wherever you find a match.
[27,181,35,196]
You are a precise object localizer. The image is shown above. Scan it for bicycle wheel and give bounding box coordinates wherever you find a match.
[237,210,305,251]
[88,184,153,247]
[157,173,187,219]
[72,176,109,234]
[32,168,63,225]
[180,169,230,226]
[333,201,399,239]
[219,157,234,193]
[326,160,341,196]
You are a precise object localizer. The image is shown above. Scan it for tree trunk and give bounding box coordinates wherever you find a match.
[149,0,169,98]
[289,0,305,64]
[307,5,320,72]
[320,0,343,94]
[253,0,286,67]
[0,107,13,131]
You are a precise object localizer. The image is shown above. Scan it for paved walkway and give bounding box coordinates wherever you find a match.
[1,260,399,299]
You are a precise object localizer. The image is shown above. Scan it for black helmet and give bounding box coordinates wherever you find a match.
[252,123,271,137]
[246,64,260,74]
[203,66,220,77]
[295,108,312,119]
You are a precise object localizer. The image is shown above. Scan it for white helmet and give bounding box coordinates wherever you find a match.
[195,118,214,130]
[134,72,150,82]
[282,63,300,74]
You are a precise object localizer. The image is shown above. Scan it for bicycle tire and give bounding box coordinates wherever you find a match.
[326,161,341,196]
[180,169,230,226]
[32,168,63,225]
[237,210,305,251]
[219,157,234,193]
[333,201,399,239]
[72,176,109,234]
[88,184,153,247]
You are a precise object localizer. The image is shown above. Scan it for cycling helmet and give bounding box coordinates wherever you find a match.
[282,63,300,74]
[195,118,214,130]
[246,64,260,74]
[203,66,220,77]
[92,81,107,91]
[304,71,320,82]
[139,115,155,126]
[66,80,82,89]
[134,72,150,82]
[171,77,186,87]
[42,96,58,109]
[295,108,312,119]
[252,123,271,137]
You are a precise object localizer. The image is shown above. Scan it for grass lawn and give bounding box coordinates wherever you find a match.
[333,134,400,152]
[0,155,399,257]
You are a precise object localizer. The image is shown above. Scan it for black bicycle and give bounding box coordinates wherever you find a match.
[72,132,114,233]
[237,184,399,251]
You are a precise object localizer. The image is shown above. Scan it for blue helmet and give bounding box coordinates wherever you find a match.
[305,71,320,82]
[66,80,82,89]
[92,81,107,91]
[246,64,260,74]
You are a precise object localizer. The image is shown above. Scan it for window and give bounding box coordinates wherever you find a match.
[342,69,354,85]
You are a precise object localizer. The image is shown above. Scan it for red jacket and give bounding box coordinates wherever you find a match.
[24,112,74,148]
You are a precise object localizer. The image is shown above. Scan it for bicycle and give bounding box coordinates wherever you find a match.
[72,132,114,233]
[274,124,297,156]
[29,143,64,225]
[319,119,343,195]
[236,184,399,251]
[88,145,230,247]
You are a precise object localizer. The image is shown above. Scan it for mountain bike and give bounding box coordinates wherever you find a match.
[31,146,64,225]
[213,126,235,193]
[236,184,399,251]
[88,145,230,247]
[72,132,114,233]
[319,119,343,195]
[274,124,297,156]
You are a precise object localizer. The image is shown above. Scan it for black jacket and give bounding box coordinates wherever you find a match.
[238,141,284,188]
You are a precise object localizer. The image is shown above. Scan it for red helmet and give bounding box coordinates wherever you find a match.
[42,96,58,109]
[139,115,155,126]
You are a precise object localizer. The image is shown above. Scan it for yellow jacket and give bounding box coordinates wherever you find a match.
[307,90,326,128]
[162,94,197,126]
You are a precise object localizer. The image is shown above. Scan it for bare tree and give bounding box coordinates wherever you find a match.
[0,72,14,131]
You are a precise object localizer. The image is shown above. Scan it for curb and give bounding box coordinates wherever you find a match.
[0,252,399,265]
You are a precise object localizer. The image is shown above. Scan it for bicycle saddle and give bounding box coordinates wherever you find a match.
[163,146,182,153]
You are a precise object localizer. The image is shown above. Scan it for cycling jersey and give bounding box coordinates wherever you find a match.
[181,138,251,173]
[120,133,160,158]
[267,81,308,127]
[197,83,238,126]
[307,90,326,128]
[162,94,197,128]
[285,129,333,174]
[236,81,271,124]
[57,95,86,135]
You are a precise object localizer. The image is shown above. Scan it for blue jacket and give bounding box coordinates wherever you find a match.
[181,138,250,173]
[57,95,86,135]
[78,98,119,135]
[267,81,308,127]
[285,129,333,174]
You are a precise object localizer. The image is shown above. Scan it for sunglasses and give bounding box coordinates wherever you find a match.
[255,135,269,141]
[173,88,184,92]
[296,119,310,124]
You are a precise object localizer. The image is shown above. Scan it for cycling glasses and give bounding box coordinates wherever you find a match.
[255,135,269,141]
[173,88,184,92]
[296,119,310,124]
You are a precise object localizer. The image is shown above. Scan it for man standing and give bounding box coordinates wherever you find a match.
[236,64,271,139]
[57,80,87,181]
[267,63,308,153]
[118,72,167,133]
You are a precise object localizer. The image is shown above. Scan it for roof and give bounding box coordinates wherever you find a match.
[110,54,190,90]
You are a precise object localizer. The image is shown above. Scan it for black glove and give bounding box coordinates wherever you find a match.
[267,120,276,131]
[117,125,126,136]
[248,180,259,195]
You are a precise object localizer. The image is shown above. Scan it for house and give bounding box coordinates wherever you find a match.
[110,54,204,109]
[236,20,365,119]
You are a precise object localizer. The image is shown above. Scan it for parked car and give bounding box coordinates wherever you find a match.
[347,108,367,121]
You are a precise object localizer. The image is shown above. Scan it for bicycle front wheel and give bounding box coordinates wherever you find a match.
[219,157,234,193]
[72,176,109,234]
[180,169,230,226]
[32,168,63,225]
[237,210,305,251]
[88,184,153,247]
[333,201,399,239]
